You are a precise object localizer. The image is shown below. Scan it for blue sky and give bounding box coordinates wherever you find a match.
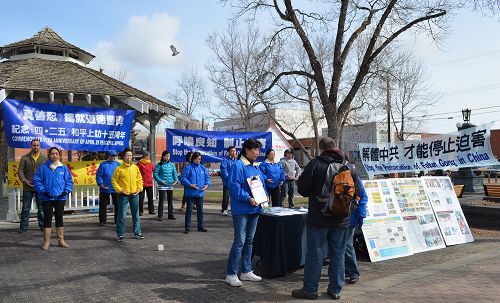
[1,1,499,134]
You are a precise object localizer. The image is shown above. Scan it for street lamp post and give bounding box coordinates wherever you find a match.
[453,108,484,193]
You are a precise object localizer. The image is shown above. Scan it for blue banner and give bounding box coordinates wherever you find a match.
[2,99,135,151]
[166,128,272,163]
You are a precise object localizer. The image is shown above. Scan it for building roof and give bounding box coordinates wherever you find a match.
[0,58,178,111]
[0,27,94,59]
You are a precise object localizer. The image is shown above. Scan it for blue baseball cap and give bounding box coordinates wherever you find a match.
[107,150,118,156]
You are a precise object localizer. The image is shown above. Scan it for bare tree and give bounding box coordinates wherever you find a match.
[206,24,280,131]
[223,0,449,145]
[168,67,207,129]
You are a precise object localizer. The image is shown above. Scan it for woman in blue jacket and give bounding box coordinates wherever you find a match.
[153,150,179,221]
[33,147,73,250]
[225,139,268,287]
[180,152,210,234]
[259,148,285,207]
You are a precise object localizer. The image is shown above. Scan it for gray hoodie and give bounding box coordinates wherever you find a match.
[279,157,300,180]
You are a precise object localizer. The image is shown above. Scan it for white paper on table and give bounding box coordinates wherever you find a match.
[246,175,268,204]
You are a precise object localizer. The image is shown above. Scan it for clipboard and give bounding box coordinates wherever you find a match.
[246,175,268,204]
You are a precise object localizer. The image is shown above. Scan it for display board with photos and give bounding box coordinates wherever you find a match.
[361,180,412,262]
[421,177,474,245]
[389,178,446,253]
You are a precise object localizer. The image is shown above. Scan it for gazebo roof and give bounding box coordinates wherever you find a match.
[0,27,94,60]
[0,58,178,112]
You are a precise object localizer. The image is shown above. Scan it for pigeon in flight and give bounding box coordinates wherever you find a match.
[170,45,180,56]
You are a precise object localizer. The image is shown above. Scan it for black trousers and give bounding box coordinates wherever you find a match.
[267,186,281,207]
[221,185,229,211]
[99,192,118,224]
[158,190,174,219]
[139,186,154,214]
[42,200,65,228]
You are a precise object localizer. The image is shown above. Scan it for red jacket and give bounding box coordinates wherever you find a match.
[137,159,155,187]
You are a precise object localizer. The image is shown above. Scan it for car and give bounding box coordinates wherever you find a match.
[209,168,221,177]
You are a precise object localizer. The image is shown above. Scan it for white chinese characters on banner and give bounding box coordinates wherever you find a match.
[359,123,497,176]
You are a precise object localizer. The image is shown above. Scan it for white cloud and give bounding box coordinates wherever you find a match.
[90,13,183,73]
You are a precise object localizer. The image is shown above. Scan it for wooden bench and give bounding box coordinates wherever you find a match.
[483,184,500,202]
[453,184,465,198]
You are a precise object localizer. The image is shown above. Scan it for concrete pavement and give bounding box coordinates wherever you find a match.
[0,205,499,303]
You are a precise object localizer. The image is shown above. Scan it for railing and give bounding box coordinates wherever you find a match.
[15,186,100,213]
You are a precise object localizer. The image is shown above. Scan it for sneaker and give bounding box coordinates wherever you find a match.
[225,275,242,287]
[157,218,163,221]
[197,228,208,232]
[18,229,27,234]
[184,229,190,234]
[240,271,262,282]
[222,210,228,216]
[98,222,105,226]
[327,288,341,300]
[347,276,359,284]
[168,217,176,220]
[291,288,318,300]
[116,236,125,242]
[134,234,144,240]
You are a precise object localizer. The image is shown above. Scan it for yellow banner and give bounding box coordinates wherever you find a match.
[8,160,109,188]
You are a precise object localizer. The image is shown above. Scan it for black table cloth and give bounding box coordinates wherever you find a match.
[253,212,307,278]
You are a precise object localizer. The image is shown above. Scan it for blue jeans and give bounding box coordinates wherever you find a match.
[345,226,359,278]
[303,225,348,295]
[185,197,204,230]
[280,180,295,207]
[20,191,44,231]
[226,214,259,275]
[116,194,141,237]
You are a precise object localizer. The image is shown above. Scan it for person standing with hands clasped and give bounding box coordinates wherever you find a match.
[18,139,47,233]
[220,146,237,216]
[280,149,300,208]
[180,152,210,234]
[112,148,144,242]
[96,150,120,226]
[137,151,155,215]
[225,139,268,287]
[259,148,285,207]
[33,147,73,250]
[291,137,365,300]
[153,150,179,221]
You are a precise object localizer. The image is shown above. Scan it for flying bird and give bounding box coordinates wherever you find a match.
[170,45,180,56]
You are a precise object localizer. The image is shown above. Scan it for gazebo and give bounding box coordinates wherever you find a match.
[0,27,188,220]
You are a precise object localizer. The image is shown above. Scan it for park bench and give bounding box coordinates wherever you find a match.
[483,184,500,202]
[453,184,465,198]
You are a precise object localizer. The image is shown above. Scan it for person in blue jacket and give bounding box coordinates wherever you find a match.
[259,148,285,207]
[33,147,73,250]
[344,172,368,284]
[154,150,179,221]
[220,146,237,216]
[96,150,121,226]
[180,152,210,234]
[225,139,269,287]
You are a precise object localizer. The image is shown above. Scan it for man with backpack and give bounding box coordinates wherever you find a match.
[291,137,367,300]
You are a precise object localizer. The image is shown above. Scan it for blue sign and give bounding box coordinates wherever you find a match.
[166,128,272,163]
[2,99,135,151]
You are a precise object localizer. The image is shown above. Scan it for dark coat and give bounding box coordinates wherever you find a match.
[297,150,350,228]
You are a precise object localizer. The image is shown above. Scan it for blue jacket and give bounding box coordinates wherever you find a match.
[228,156,268,215]
[33,160,73,202]
[220,157,236,186]
[180,163,210,197]
[259,160,286,189]
[95,160,121,193]
[348,177,368,227]
[154,161,179,189]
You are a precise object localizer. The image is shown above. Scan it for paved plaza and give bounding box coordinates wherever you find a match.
[0,204,499,303]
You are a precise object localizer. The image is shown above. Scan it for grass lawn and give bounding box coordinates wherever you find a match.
[172,189,308,207]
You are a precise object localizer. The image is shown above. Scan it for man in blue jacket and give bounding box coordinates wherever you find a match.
[96,150,121,226]
[220,146,237,216]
